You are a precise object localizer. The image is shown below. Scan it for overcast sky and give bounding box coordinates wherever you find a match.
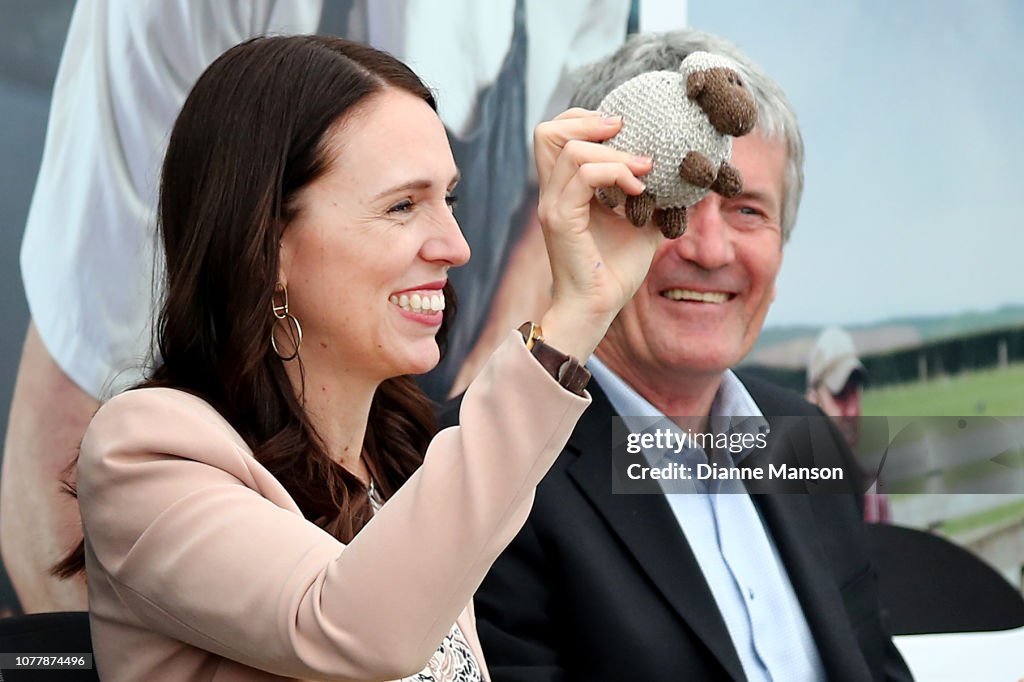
[689,0,1023,328]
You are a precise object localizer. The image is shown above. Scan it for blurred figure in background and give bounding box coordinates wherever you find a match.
[806,325,890,522]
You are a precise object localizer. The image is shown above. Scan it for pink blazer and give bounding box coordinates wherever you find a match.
[78,332,590,681]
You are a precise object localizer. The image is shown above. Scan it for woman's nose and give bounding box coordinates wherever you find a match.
[422,207,471,267]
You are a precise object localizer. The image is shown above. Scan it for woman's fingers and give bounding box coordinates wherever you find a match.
[534,113,624,186]
[552,107,602,121]
[543,138,650,205]
[539,160,648,232]
[539,138,651,237]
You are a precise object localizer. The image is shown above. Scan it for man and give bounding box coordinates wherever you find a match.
[807,325,891,522]
[806,325,867,449]
[472,30,911,680]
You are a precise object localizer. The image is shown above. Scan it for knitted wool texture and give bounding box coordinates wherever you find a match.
[598,51,744,211]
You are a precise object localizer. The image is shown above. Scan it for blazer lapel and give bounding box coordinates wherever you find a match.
[565,383,747,682]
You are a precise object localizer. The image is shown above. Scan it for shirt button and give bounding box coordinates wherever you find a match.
[746,587,755,601]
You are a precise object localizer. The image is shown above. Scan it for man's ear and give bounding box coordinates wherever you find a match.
[771,249,783,302]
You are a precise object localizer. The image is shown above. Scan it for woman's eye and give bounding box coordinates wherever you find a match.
[388,199,414,214]
[445,194,459,212]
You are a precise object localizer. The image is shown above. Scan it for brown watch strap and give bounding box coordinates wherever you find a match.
[518,322,591,395]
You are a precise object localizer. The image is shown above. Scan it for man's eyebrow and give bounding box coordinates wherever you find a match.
[372,170,461,201]
[731,188,779,208]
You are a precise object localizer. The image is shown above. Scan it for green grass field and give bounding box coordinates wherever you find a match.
[863,365,1024,538]
[862,362,1024,416]
[939,498,1024,536]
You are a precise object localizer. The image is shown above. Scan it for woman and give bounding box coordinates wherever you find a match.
[66,35,658,680]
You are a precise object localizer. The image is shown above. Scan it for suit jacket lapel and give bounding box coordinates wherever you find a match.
[566,383,748,682]
[753,493,873,681]
[748,394,875,682]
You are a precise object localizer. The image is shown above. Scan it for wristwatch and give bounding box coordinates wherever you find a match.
[518,322,591,396]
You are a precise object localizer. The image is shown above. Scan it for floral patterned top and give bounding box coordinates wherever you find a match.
[403,622,483,682]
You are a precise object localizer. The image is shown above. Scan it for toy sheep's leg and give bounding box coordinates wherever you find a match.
[596,186,626,208]
[625,190,656,227]
[655,207,688,239]
[711,161,743,197]
[679,151,717,188]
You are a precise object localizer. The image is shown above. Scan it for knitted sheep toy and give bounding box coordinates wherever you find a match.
[597,51,757,238]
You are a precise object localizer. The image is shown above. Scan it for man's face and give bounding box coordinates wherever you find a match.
[598,132,788,389]
[824,379,864,448]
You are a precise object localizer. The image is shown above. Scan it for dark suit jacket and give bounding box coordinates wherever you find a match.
[452,374,912,681]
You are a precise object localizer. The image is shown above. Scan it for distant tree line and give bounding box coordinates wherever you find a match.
[742,324,1024,394]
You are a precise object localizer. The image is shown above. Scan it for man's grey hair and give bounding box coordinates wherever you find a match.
[571,30,804,243]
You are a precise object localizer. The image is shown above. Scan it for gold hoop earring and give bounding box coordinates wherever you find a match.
[271,284,302,361]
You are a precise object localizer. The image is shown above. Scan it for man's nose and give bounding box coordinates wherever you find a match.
[669,195,735,270]
[839,394,862,419]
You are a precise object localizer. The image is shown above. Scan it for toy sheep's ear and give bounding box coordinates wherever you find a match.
[686,70,707,99]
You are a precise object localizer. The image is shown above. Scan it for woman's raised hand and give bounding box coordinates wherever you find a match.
[533,109,663,360]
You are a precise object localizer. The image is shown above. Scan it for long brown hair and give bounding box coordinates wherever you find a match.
[55,35,455,577]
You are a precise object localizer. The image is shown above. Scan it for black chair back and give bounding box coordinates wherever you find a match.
[0,611,98,681]
[867,523,1024,635]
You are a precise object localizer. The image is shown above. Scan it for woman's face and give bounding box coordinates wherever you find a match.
[279,89,469,383]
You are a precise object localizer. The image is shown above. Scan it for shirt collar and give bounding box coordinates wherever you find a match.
[588,356,769,466]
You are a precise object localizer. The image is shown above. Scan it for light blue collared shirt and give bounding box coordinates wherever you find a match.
[589,356,826,682]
